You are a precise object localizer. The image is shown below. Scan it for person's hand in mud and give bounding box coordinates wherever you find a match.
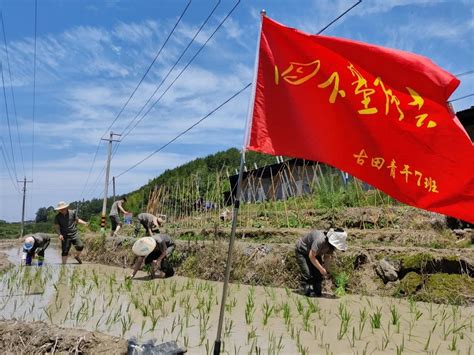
[319,266,328,277]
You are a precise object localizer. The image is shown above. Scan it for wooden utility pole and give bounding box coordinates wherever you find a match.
[18,177,33,238]
[100,132,121,236]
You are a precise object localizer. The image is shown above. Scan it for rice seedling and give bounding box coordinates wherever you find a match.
[295,298,304,316]
[306,298,319,314]
[347,326,356,348]
[302,308,312,332]
[262,300,274,326]
[337,303,351,340]
[395,335,404,355]
[334,272,349,297]
[225,296,237,314]
[282,302,291,326]
[390,304,401,326]
[423,330,432,351]
[247,326,257,345]
[358,307,368,340]
[224,318,234,337]
[370,306,382,330]
[245,292,255,325]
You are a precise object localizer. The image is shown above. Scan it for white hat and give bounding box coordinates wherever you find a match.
[54,201,69,210]
[327,228,348,251]
[132,237,157,256]
[23,236,35,250]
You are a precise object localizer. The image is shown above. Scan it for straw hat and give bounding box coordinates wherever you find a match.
[132,237,157,256]
[23,236,35,250]
[54,201,69,210]
[327,228,348,251]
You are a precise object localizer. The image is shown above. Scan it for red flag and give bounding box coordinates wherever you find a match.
[247,16,474,223]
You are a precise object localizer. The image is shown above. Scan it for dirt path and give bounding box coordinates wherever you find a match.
[0,320,127,354]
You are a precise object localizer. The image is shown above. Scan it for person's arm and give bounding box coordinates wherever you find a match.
[147,227,153,237]
[54,223,64,241]
[118,202,128,214]
[308,249,327,276]
[155,241,167,263]
[77,218,88,226]
[128,256,144,278]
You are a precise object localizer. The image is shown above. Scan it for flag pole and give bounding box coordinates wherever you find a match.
[213,9,265,355]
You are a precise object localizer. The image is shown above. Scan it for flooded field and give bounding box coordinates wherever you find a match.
[1,246,473,354]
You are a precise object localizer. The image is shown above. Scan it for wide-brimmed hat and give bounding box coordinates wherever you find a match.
[23,236,35,250]
[327,228,348,251]
[132,237,157,256]
[54,201,69,210]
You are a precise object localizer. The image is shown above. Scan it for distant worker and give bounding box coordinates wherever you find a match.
[109,197,128,237]
[220,208,230,221]
[128,234,175,279]
[22,233,51,266]
[134,213,166,237]
[54,201,88,264]
[295,228,348,297]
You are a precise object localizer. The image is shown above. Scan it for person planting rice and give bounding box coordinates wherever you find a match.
[54,201,88,264]
[109,197,129,237]
[128,234,175,279]
[134,213,166,237]
[295,228,348,297]
[21,233,51,266]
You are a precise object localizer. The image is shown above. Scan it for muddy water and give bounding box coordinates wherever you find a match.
[0,246,473,354]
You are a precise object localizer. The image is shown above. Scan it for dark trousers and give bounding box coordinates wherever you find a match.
[295,248,323,294]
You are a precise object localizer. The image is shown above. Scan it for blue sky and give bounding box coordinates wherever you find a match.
[0,0,473,222]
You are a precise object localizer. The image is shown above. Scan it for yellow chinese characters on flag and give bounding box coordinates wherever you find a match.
[248,16,474,223]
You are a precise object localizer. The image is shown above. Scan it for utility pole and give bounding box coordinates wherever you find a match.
[100,132,121,236]
[18,177,33,239]
[112,176,116,202]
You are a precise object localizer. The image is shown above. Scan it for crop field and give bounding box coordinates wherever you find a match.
[0,247,472,354]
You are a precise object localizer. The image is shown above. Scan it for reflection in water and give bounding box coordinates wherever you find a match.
[0,247,473,354]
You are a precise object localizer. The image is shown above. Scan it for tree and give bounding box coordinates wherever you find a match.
[35,207,49,223]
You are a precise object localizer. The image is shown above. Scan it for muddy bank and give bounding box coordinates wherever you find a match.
[0,320,126,354]
[0,252,12,273]
[81,235,474,304]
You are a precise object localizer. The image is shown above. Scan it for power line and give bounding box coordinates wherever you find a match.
[0,11,25,177]
[78,0,192,202]
[316,0,362,35]
[84,0,238,200]
[118,0,221,140]
[449,93,474,103]
[0,138,20,193]
[115,82,251,178]
[119,0,242,143]
[100,0,192,139]
[455,69,474,78]
[31,0,38,181]
[0,62,17,180]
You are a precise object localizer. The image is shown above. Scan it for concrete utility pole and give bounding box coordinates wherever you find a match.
[18,177,33,239]
[100,132,121,236]
[112,176,116,202]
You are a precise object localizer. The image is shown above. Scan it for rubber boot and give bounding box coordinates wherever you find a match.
[37,256,44,266]
[25,254,32,266]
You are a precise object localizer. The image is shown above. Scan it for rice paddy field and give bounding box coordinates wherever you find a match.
[0,245,472,354]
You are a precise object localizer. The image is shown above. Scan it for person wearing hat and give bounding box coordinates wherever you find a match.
[295,228,348,297]
[134,212,165,237]
[53,201,88,264]
[22,233,51,266]
[109,197,129,237]
[128,233,175,279]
